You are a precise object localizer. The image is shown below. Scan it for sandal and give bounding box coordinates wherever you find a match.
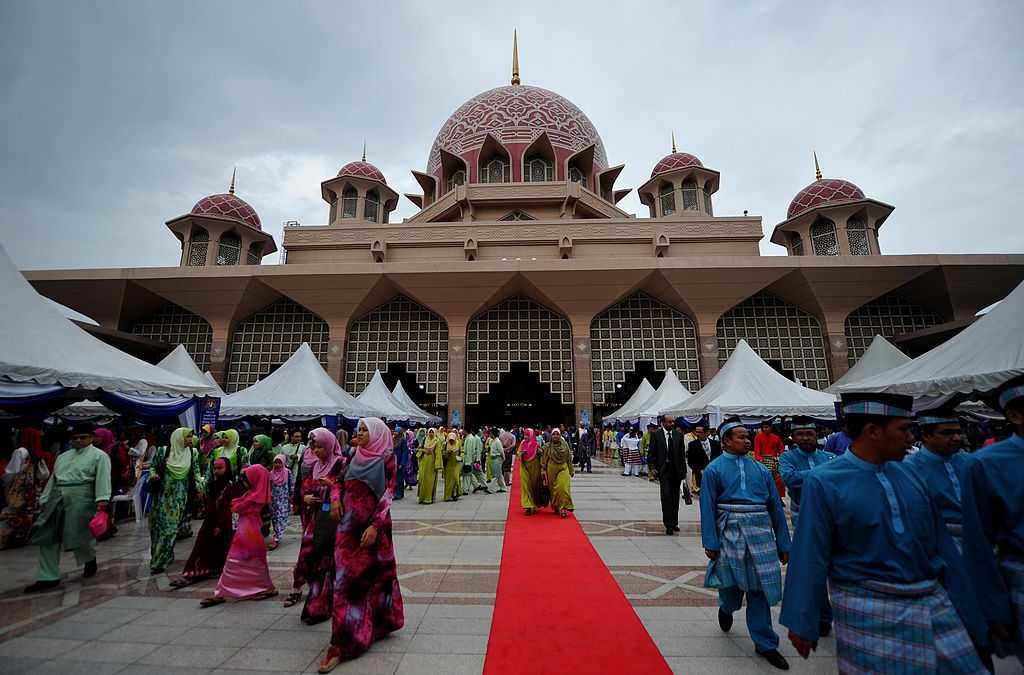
[283,591,303,607]
[267,540,279,551]
[199,597,225,608]
[318,646,342,673]
[250,589,279,601]
[169,578,193,589]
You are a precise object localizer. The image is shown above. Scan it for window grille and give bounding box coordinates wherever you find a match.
[187,228,208,266]
[246,243,263,265]
[790,234,804,256]
[226,299,329,392]
[659,184,676,216]
[216,232,241,266]
[703,187,713,215]
[568,166,587,188]
[130,303,213,371]
[524,155,553,182]
[364,191,379,223]
[499,210,535,221]
[446,169,466,192]
[810,218,839,256]
[844,293,939,366]
[847,215,870,255]
[341,188,358,218]
[481,158,510,183]
[682,180,699,211]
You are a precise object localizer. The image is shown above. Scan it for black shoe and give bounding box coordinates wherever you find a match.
[718,609,733,632]
[818,621,832,638]
[673,525,680,532]
[756,649,789,670]
[83,560,97,578]
[665,528,675,536]
[24,580,60,594]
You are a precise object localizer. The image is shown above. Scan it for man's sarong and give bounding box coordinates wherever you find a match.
[831,579,986,674]
[704,504,782,605]
[995,556,1024,663]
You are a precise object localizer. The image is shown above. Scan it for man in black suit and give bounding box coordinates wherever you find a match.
[647,414,690,535]
[686,423,721,494]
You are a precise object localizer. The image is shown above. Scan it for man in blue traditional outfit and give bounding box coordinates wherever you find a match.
[700,417,791,670]
[24,423,112,593]
[961,376,1024,667]
[780,393,987,674]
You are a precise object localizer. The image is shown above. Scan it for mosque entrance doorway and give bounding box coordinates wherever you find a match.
[595,361,665,422]
[381,363,447,421]
[467,363,571,428]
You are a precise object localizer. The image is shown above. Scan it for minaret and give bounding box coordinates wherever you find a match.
[511,30,520,85]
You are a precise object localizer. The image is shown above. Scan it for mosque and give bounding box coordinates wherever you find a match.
[25,37,1024,427]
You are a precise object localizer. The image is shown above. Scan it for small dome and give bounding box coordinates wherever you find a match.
[787,178,866,219]
[191,193,261,230]
[338,160,386,183]
[651,151,703,177]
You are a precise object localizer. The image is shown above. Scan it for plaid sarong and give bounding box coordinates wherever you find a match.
[831,579,986,674]
[995,556,1024,663]
[704,504,782,605]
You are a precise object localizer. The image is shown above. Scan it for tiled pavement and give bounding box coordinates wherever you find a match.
[0,459,1017,674]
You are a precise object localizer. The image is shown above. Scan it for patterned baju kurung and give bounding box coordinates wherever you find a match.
[182,464,240,580]
[214,465,276,600]
[269,471,292,544]
[292,456,344,624]
[149,430,203,573]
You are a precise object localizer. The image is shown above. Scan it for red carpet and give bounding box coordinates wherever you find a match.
[484,465,671,675]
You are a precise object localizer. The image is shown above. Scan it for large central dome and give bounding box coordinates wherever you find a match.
[427,85,608,176]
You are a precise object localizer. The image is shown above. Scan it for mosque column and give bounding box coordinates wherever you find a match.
[206,320,232,388]
[822,316,851,385]
[693,312,722,386]
[447,321,467,427]
[571,334,593,426]
[325,322,348,384]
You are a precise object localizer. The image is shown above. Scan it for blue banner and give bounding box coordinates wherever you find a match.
[199,396,221,429]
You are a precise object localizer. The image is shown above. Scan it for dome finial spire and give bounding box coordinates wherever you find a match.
[671,131,677,154]
[511,29,521,85]
[362,140,366,162]
[229,167,236,195]
[813,151,822,181]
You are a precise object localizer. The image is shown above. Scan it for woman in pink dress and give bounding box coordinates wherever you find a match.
[317,417,404,673]
[200,464,277,607]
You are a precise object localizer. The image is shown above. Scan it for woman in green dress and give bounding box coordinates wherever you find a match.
[542,428,574,518]
[416,428,441,504]
[213,429,243,476]
[442,432,462,502]
[149,428,203,573]
[247,434,275,469]
[517,428,545,515]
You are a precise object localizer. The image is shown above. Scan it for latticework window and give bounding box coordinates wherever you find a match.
[847,215,870,255]
[524,155,554,182]
[130,303,213,371]
[844,292,940,366]
[703,186,714,216]
[499,210,535,221]
[446,169,466,192]
[810,218,839,256]
[365,191,379,223]
[467,297,573,405]
[226,299,329,392]
[590,292,700,405]
[216,232,241,266]
[481,158,510,183]
[659,184,675,216]
[717,293,830,390]
[682,180,699,211]
[187,228,208,266]
[341,187,357,218]
[345,296,448,404]
[568,165,587,188]
[790,233,804,256]
[246,243,263,265]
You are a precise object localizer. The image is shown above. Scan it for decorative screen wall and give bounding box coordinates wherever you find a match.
[345,296,449,404]
[130,302,213,371]
[590,292,700,405]
[226,298,329,392]
[844,292,940,365]
[717,292,830,390]
[467,297,573,405]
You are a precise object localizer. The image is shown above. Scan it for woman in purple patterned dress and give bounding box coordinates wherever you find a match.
[267,454,292,550]
[317,417,404,673]
[283,428,345,625]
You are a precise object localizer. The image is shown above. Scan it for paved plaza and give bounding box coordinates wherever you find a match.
[1,459,1016,674]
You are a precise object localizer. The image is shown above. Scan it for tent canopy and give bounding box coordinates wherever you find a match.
[0,243,216,398]
[356,371,433,423]
[157,345,226,395]
[664,340,837,419]
[825,335,910,394]
[604,378,656,423]
[220,343,374,418]
[392,380,441,424]
[632,368,693,420]
[838,280,1024,398]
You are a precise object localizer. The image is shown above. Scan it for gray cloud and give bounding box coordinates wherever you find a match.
[2,0,1022,269]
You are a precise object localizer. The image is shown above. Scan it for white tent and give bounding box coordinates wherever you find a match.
[825,335,911,394]
[604,378,656,423]
[838,280,1024,398]
[664,340,837,420]
[157,345,226,395]
[220,343,374,418]
[631,368,693,421]
[0,243,216,398]
[203,372,226,397]
[392,380,441,424]
[357,371,434,423]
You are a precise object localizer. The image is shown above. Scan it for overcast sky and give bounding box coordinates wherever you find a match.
[2,1,1022,270]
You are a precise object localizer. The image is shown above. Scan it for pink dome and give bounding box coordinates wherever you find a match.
[427,85,608,175]
[651,152,703,177]
[338,160,386,183]
[787,178,866,219]
[190,193,261,230]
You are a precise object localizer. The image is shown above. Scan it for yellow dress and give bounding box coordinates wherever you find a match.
[518,445,545,509]
[442,437,462,501]
[416,438,441,504]
[542,442,574,513]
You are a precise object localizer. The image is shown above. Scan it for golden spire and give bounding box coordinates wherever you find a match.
[362,140,366,162]
[511,29,520,85]
[813,151,822,181]
[671,131,677,154]
[229,167,236,195]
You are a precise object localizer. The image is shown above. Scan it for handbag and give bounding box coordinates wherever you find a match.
[88,510,111,539]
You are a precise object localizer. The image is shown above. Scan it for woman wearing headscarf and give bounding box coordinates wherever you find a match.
[213,429,242,476]
[148,428,204,574]
[284,428,346,622]
[485,428,507,493]
[268,454,292,550]
[1,429,45,549]
[517,428,546,516]
[172,456,241,587]
[201,464,277,607]
[542,427,575,518]
[317,417,404,673]
[292,432,323,529]
[20,428,54,474]
[442,431,462,502]
[247,433,275,469]
[392,426,409,501]
[499,429,516,485]
[416,428,441,504]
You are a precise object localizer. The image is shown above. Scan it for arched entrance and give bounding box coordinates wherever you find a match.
[466,296,574,427]
[226,298,328,392]
[129,301,213,370]
[380,363,445,420]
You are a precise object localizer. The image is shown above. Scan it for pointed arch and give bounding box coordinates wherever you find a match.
[521,132,555,182]
[129,302,213,370]
[844,292,939,366]
[478,133,511,184]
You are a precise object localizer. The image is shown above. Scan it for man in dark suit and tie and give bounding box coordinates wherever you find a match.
[686,423,721,494]
[646,414,690,535]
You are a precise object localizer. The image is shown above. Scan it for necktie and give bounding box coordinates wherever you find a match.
[944,463,962,503]
[875,471,904,534]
